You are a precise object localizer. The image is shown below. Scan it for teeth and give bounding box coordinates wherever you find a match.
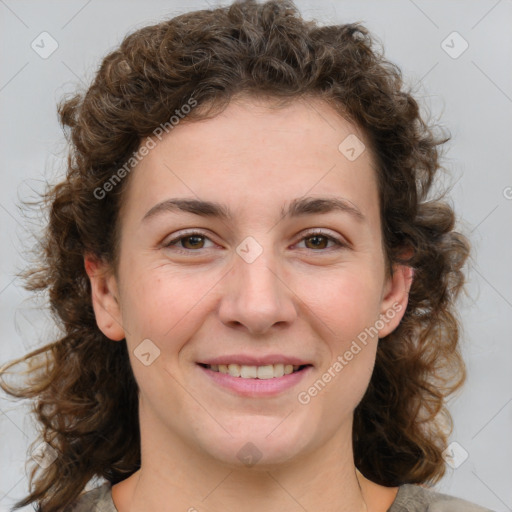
[228,364,241,377]
[240,365,257,378]
[207,363,303,379]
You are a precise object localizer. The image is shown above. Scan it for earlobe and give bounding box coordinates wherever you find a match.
[378,264,414,338]
[84,254,126,341]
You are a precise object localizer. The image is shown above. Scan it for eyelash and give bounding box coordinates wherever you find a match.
[162,229,347,255]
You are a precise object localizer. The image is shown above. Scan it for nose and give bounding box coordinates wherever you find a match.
[218,245,298,336]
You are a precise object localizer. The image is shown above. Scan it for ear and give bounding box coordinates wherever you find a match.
[377,263,414,339]
[84,254,126,341]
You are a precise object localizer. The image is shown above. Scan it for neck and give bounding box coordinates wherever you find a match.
[115,408,371,512]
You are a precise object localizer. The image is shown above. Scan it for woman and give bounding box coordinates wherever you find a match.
[0,1,494,511]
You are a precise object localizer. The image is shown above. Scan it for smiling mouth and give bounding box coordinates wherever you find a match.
[198,363,311,379]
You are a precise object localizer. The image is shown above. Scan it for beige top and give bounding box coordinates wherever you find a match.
[65,482,495,511]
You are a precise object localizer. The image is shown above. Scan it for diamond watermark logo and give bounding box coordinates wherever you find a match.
[338,134,366,161]
[31,442,58,468]
[134,338,161,366]
[441,31,469,59]
[236,236,263,264]
[31,31,59,59]
[442,441,469,469]
[236,442,263,467]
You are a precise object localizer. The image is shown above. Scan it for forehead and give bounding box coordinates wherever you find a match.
[121,96,380,230]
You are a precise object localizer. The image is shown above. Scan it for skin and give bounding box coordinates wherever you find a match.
[86,95,413,512]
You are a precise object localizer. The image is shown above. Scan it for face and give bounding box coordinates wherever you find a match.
[87,96,411,470]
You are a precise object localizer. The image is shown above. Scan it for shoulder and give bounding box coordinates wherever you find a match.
[388,484,495,512]
[63,482,117,512]
[62,481,495,512]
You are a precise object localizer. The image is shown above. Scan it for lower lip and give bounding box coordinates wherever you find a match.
[197,364,312,397]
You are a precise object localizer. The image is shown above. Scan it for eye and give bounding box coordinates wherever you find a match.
[294,230,347,251]
[162,229,347,255]
[162,231,215,253]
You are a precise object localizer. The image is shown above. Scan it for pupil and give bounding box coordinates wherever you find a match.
[308,235,326,249]
[184,236,203,248]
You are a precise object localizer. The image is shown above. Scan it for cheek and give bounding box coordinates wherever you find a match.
[308,268,383,404]
[119,265,214,339]
[312,268,383,339]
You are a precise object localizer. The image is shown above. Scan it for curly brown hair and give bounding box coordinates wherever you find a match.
[0,1,470,510]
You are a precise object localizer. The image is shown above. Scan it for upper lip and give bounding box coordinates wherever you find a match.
[198,354,312,366]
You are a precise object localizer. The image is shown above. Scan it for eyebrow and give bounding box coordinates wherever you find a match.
[141,196,366,224]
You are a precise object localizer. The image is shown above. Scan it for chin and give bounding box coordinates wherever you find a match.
[195,418,314,470]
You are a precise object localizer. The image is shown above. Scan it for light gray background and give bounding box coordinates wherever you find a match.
[1,1,511,510]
